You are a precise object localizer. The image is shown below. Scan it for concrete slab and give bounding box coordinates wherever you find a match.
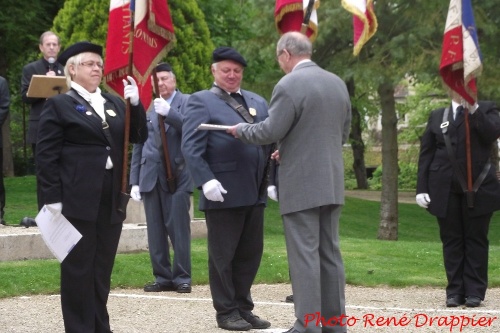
[0,199,206,262]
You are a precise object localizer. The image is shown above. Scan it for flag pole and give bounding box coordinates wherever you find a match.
[118,3,135,213]
[300,0,315,35]
[152,67,177,193]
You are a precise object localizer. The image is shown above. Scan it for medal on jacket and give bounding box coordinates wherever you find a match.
[249,108,257,117]
[106,109,117,117]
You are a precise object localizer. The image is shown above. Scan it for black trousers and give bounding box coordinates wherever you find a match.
[438,191,491,300]
[61,169,122,333]
[205,205,264,322]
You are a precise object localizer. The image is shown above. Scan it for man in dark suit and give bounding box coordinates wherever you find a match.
[21,31,64,226]
[417,98,500,308]
[130,62,193,293]
[181,47,271,331]
[0,76,10,226]
[228,31,351,333]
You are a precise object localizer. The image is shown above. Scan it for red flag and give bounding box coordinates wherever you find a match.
[439,0,482,106]
[104,0,175,110]
[341,0,378,56]
[275,0,319,41]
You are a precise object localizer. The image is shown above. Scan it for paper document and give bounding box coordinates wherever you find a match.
[197,123,232,131]
[36,206,82,263]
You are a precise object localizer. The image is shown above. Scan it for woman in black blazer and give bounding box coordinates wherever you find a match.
[36,41,147,332]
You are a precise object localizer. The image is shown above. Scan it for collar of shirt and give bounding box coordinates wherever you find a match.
[292,59,312,72]
[166,90,177,104]
[71,81,106,120]
[213,83,242,95]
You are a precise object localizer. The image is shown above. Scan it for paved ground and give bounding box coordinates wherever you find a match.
[1,284,499,332]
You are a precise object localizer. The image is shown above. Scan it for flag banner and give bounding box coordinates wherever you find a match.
[104,0,175,110]
[341,0,378,56]
[439,0,482,106]
[275,0,319,41]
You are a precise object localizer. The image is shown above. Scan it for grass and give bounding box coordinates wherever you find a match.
[1,176,500,299]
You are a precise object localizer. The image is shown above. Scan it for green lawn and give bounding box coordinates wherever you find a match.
[1,176,500,299]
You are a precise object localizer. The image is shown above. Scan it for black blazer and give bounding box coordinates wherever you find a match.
[21,58,64,144]
[417,101,500,218]
[36,90,147,224]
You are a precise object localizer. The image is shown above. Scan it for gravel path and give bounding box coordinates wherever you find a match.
[1,284,499,332]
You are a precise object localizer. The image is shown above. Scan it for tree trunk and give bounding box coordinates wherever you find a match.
[377,81,398,240]
[2,114,13,177]
[346,78,368,189]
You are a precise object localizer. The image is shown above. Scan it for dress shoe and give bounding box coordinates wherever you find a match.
[285,294,294,303]
[446,295,465,307]
[465,296,482,307]
[20,217,37,228]
[143,282,175,292]
[0,219,6,225]
[283,328,301,333]
[240,312,271,329]
[217,314,252,331]
[176,283,191,293]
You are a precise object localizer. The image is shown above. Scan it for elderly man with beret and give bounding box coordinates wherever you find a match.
[182,47,271,331]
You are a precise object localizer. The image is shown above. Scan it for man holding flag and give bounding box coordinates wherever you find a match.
[416,0,500,308]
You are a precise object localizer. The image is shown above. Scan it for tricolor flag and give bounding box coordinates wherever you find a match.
[439,0,482,106]
[275,0,319,41]
[341,0,377,56]
[104,0,175,110]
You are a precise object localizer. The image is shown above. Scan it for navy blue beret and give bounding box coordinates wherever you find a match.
[212,47,247,67]
[156,62,173,72]
[57,41,103,66]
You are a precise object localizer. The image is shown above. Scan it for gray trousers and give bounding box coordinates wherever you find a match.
[283,204,346,333]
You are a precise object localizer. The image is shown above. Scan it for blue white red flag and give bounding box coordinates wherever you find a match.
[341,0,377,56]
[275,0,319,41]
[104,0,175,110]
[439,0,482,106]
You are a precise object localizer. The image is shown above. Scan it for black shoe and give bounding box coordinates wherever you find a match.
[143,282,175,292]
[176,283,191,293]
[285,294,294,303]
[0,219,6,226]
[446,295,465,307]
[283,328,301,333]
[465,296,481,307]
[20,217,37,228]
[217,314,252,331]
[240,312,271,329]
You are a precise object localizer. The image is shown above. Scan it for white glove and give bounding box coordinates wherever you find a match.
[154,98,171,117]
[123,75,140,106]
[267,185,278,202]
[46,202,63,216]
[202,179,227,202]
[416,193,431,208]
[130,185,142,202]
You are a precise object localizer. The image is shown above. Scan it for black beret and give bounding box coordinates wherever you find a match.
[156,62,172,72]
[57,41,103,66]
[212,47,247,67]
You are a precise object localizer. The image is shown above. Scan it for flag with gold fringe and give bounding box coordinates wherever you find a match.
[104,0,175,110]
[275,0,319,41]
[341,0,377,56]
[439,0,482,106]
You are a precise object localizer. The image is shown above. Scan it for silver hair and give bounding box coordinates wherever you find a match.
[63,53,103,88]
[276,31,312,57]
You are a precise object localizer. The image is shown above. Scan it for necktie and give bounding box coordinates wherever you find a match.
[454,106,464,122]
[230,92,247,109]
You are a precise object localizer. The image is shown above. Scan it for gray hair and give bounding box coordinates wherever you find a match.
[64,53,103,88]
[39,31,60,45]
[277,32,312,57]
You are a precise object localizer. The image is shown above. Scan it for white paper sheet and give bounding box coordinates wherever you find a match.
[35,206,82,263]
[196,123,232,131]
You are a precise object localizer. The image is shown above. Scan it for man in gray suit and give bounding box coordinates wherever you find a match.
[228,32,352,333]
[130,62,193,293]
[182,47,271,331]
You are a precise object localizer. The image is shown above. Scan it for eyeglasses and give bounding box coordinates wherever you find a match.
[80,61,104,69]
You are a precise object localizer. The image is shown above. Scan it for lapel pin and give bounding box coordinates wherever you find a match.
[85,111,93,116]
[106,109,117,117]
[249,108,257,116]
